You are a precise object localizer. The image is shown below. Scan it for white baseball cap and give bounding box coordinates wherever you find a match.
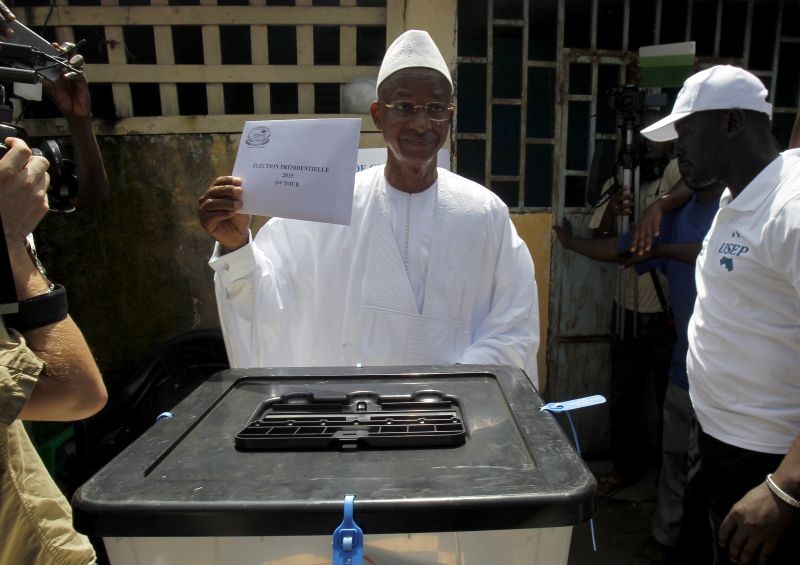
[376,30,453,97]
[641,65,772,142]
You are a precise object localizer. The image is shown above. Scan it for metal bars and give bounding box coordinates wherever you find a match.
[454,0,800,212]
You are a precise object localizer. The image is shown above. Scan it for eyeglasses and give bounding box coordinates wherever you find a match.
[379,100,454,122]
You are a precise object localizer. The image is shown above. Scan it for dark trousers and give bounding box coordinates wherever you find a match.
[697,430,798,564]
[609,306,675,481]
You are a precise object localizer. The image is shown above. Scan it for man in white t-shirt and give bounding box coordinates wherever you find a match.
[643,65,800,565]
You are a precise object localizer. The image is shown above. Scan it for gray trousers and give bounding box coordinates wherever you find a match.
[652,382,695,546]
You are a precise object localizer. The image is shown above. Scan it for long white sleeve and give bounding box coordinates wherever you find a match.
[457,215,539,388]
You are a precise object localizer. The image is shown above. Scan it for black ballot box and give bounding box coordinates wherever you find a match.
[73,365,596,565]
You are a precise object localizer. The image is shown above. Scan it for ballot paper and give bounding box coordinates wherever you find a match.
[233,118,361,225]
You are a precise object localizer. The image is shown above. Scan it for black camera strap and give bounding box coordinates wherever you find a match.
[648,268,674,326]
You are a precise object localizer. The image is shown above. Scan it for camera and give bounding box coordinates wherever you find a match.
[609,85,644,118]
[608,85,669,127]
[0,134,77,213]
[0,36,80,212]
[0,86,78,212]
[1,20,65,82]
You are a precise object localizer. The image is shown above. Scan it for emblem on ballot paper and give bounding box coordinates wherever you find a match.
[245,126,271,147]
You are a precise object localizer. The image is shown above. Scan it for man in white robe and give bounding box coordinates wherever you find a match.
[198,30,540,387]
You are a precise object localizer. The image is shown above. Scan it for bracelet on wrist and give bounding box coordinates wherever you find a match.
[2,284,68,331]
[766,473,800,509]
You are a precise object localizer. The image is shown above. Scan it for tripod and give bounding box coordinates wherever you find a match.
[615,115,641,339]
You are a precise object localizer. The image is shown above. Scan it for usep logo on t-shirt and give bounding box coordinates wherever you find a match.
[717,239,749,272]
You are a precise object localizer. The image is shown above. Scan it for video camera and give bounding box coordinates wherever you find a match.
[0,106,77,213]
[608,85,668,128]
[0,27,81,212]
[607,85,671,180]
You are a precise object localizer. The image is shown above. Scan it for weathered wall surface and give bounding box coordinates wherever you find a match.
[36,134,239,385]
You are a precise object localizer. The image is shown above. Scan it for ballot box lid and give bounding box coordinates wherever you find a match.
[72,365,596,537]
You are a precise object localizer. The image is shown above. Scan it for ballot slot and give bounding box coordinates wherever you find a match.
[235,389,466,450]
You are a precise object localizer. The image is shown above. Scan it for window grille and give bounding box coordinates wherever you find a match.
[11,0,390,140]
[455,0,800,211]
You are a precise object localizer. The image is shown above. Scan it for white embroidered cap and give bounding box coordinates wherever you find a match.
[376,29,453,97]
[641,65,772,142]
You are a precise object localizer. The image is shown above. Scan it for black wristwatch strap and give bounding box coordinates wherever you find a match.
[3,284,68,331]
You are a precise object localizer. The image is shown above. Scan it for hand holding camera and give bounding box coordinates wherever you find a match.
[0,137,50,245]
[0,2,87,212]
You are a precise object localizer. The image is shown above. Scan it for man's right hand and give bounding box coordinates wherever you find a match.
[198,176,251,253]
[630,198,664,255]
[0,137,50,244]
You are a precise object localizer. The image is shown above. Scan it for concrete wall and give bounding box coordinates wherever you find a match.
[37,135,236,385]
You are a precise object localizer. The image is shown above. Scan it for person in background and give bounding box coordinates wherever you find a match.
[43,40,109,208]
[555,168,723,564]
[198,30,540,385]
[641,64,800,565]
[588,108,681,498]
[0,137,106,565]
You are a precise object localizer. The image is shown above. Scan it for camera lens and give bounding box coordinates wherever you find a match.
[616,91,637,113]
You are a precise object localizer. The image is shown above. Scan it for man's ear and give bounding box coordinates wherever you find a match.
[725,108,746,139]
[370,101,383,131]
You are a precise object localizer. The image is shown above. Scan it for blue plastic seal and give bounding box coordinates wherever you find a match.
[540,394,606,413]
[332,494,364,565]
[156,411,174,422]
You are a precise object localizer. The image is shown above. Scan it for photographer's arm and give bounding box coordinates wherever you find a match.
[0,138,106,421]
[8,242,106,421]
[44,46,109,207]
